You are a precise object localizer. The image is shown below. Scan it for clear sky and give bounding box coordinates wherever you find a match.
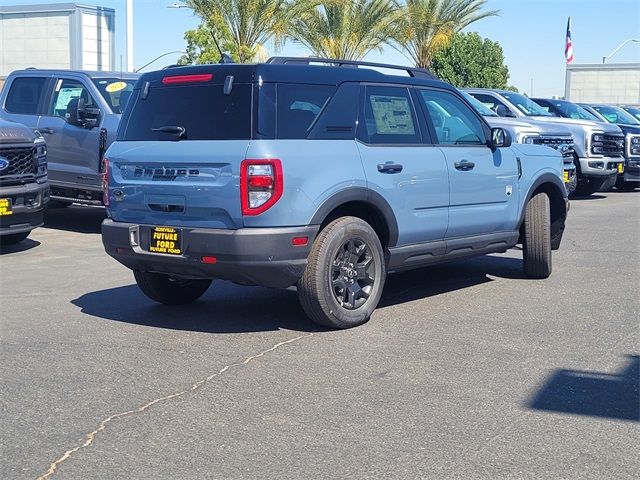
[5,0,640,96]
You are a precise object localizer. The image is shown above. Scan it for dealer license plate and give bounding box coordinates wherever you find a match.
[148,226,182,255]
[618,164,624,173]
[0,198,12,216]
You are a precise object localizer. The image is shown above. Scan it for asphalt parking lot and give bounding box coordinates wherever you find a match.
[1,191,638,479]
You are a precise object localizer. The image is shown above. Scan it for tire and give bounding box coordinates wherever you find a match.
[597,174,618,192]
[523,191,552,279]
[297,216,386,329]
[133,271,212,305]
[0,231,30,245]
[565,173,577,196]
[48,200,72,208]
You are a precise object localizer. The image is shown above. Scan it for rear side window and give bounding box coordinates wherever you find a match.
[360,86,420,144]
[5,77,47,114]
[276,84,335,139]
[120,84,252,141]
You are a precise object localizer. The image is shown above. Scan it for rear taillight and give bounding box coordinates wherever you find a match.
[102,157,109,207]
[240,159,283,216]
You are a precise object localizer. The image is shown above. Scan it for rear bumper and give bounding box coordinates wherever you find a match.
[0,182,49,236]
[102,220,319,288]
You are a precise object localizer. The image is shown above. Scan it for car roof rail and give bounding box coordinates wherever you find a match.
[265,56,436,80]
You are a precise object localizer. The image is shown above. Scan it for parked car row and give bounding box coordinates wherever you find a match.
[0,59,635,329]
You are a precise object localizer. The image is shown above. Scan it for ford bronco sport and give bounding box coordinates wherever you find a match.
[101,58,568,329]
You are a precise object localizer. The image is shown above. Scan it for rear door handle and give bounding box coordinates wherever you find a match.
[40,127,55,134]
[454,160,475,171]
[377,163,403,174]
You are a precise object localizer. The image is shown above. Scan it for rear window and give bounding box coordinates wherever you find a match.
[119,83,252,141]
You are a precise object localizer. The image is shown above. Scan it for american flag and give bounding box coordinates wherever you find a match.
[565,17,574,64]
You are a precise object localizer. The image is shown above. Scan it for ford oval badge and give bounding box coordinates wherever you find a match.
[0,157,9,172]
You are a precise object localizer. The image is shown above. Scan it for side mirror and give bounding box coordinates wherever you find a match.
[495,104,514,117]
[65,98,100,128]
[65,97,85,127]
[489,128,512,149]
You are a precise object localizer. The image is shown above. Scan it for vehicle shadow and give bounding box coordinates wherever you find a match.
[72,254,525,334]
[0,238,41,255]
[569,194,607,201]
[527,355,640,422]
[44,205,106,234]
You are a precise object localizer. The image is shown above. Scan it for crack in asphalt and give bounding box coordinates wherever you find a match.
[37,332,314,479]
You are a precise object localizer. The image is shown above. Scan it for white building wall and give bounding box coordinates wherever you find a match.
[81,11,112,71]
[0,12,71,75]
[566,65,640,104]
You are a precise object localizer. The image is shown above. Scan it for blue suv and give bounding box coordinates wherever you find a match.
[101,58,568,329]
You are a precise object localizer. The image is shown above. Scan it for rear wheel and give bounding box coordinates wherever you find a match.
[523,191,552,279]
[133,271,212,305]
[0,231,30,245]
[297,217,385,329]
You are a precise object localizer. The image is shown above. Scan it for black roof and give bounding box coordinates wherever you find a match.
[137,60,452,91]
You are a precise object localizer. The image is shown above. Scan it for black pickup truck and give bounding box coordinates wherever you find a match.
[0,118,49,245]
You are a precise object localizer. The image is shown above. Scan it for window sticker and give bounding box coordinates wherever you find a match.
[54,87,83,111]
[370,95,415,135]
[106,81,127,93]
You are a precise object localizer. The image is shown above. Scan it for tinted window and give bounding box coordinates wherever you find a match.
[49,79,97,117]
[360,86,420,144]
[92,78,137,114]
[5,77,47,114]
[277,84,334,139]
[419,89,485,145]
[120,84,252,141]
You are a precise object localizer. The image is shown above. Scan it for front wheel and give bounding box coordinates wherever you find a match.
[522,192,552,279]
[133,271,212,305]
[297,217,386,329]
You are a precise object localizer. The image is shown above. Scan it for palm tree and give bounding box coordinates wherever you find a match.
[184,0,318,63]
[287,0,402,61]
[393,0,499,68]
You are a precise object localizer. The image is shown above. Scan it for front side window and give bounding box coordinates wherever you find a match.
[5,77,47,114]
[467,93,507,115]
[360,86,420,144]
[276,84,335,139]
[49,79,97,118]
[418,89,485,145]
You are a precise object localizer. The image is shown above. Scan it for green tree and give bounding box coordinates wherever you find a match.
[393,0,498,68]
[430,32,510,88]
[179,0,317,63]
[287,0,402,60]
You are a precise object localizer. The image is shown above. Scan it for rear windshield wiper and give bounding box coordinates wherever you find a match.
[152,125,186,138]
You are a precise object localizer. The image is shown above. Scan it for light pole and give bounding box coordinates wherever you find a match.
[126,0,134,72]
[602,38,640,63]
[135,50,186,72]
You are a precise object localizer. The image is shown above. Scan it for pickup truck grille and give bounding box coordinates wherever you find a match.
[0,146,36,184]
[602,134,624,157]
[531,136,575,162]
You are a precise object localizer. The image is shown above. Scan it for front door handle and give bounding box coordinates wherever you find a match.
[377,163,403,174]
[40,127,55,134]
[454,160,475,171]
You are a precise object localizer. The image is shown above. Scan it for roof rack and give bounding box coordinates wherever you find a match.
[266,56,436,80]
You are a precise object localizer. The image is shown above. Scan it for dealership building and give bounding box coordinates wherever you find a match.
[565,63,640,105]
[0,2,115,85]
